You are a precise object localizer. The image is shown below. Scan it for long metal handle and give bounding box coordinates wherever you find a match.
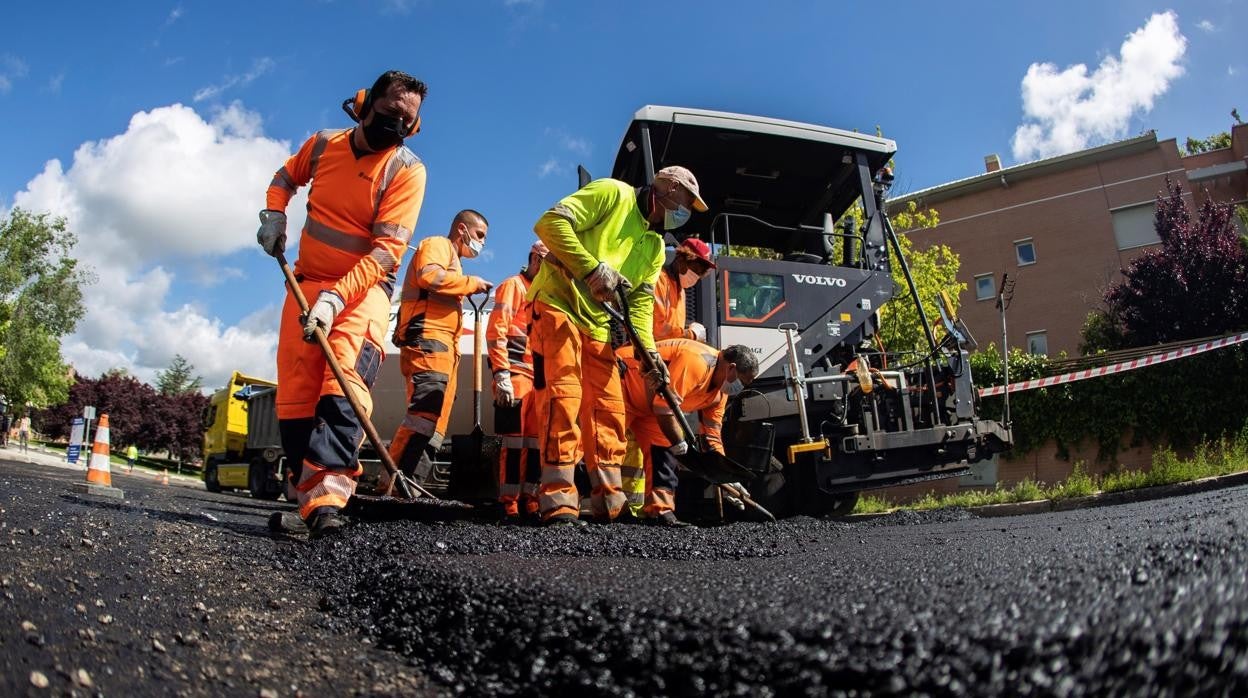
[276,254,434,500]
[779,323,813,443]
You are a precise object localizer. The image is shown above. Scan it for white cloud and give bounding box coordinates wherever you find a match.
[1195,19,1216,33]
[43,72,65,94]
[537,157,565,178]
[1011,11,1187,162]
[10,101,299,388]
[1230,66,1239,77]
[165,5,184,28]
[1,54,29,94]
[193,56,276,102]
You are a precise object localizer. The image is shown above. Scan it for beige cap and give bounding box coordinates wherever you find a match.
[655,165,708,212]
[530,240,549,257]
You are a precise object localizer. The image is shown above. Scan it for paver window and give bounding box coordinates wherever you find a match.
[975,274,996,302]
[1015,239,1036,266]
[1026,331,1048,356]
[725,272,785,321]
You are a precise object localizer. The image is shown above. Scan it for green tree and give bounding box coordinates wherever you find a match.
[154,354,203,396]
[0,208,92,408]
[1182,132,1232,155]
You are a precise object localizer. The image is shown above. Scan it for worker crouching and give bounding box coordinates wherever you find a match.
[618,339,758,526]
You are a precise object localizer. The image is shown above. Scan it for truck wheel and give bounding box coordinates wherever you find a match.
[249,460,281,500]
[204,461,222,493]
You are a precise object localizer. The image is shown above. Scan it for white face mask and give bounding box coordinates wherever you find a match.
[722,378,744,397]
[679,268,701,289]
[460,238,484,258]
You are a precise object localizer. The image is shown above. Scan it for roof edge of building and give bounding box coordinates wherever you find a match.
[889,132,1160,209]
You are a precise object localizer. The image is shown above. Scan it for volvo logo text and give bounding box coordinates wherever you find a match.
[791,274,847,287]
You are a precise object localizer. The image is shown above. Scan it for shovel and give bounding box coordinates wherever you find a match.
[276,254,476,520]
[449,292,496,500]
[603,288,776,522]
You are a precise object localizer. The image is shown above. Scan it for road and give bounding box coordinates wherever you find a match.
[1,453,1245,696]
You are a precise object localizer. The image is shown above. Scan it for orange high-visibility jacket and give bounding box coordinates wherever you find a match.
[621,338,726,453]
[267,128,426,304]
[486,273,534,379]
[653,267,697,341]
[393,236,479,347]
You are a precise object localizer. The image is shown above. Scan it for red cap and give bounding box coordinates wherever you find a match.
[678,238,716,268]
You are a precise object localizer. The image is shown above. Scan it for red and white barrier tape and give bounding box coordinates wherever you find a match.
[978,331,1248,398]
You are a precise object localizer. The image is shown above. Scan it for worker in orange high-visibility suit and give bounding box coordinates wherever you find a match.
[618,339,758,526]
[387,210,492,484]
[488,240,548,521]
[529,165,708,526]
[257,70,427,539]
[653,237,716,341]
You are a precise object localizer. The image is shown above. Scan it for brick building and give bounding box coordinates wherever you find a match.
[871,123,1247,501]
[889,122,1247,358]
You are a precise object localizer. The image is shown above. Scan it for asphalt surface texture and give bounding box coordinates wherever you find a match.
[2,451,1246,697]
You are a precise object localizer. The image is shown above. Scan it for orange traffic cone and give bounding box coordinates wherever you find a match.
[71,413,124,500]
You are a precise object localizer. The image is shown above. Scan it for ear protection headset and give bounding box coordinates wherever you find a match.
[341,88,422,135]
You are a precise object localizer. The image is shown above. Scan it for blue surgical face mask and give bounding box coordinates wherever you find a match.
[722,378,744,397]
[664,205,692,230]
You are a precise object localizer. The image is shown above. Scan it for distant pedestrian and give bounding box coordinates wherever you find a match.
[17,414,31,454]
[126,444,139,473]
[0,414,9,447]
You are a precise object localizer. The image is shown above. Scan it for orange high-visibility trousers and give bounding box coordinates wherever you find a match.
[388,334,459,476]
[628,418,681,517]
[495,373,539,517]
[531,301,627,521]
[276,278,388,520]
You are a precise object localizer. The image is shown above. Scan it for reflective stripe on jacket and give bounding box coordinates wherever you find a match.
[486,273,533,378]
[266,128,426,304]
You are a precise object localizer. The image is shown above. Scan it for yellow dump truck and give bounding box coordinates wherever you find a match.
[202,371,285,499]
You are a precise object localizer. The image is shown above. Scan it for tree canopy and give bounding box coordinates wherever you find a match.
[0,208,92,409]
[155,354,204,396]
[1084,178,1247,350]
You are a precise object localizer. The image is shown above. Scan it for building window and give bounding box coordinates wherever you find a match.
[975,273,996,301]
[1015,238,1036,266]
[1026,331,1048,356]
[1111,203,1161,250]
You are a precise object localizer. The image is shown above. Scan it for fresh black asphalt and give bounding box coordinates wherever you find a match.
[1,455,1245,696]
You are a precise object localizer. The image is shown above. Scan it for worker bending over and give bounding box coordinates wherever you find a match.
[387,211,492,486]
[257,70,427,538]
[618,338,758,526]
[653,237,715,341]
[488,240,547,521]
[529,166,708,525]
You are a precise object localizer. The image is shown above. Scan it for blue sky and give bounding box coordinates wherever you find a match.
[0,0,1243,389]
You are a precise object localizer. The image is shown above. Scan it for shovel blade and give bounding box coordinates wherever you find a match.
[674,448,755,485]
[449,428,497,500]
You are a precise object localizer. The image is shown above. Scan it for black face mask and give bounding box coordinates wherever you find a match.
[362,112,407,151]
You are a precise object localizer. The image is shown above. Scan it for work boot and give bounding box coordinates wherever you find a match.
[308,508,348,539]
[267,511,308,535]
[544,513,587,528]
[645,511,693,528]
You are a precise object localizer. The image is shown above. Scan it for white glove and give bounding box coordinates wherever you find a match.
[493,372,517,407]
[688,322,706,342]
[667,441,689,456]
[471,276,493,294]
[257,209,287,257]
[303,291,345,341]
[583,262,630,303]
[721,482,749,510]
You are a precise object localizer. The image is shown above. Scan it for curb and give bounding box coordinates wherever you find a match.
[844,470,1248,521]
